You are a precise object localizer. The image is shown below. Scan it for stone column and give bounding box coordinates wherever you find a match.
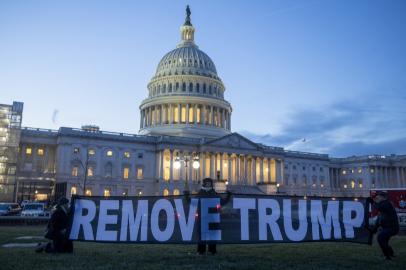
[210,106,214,126]
[159,150,164,180]
[210,153,215,179]
[252,157,257,185]
[169,150,173,181]
[178,104,181,124]
[267,158,271,184]
[201,152,205,179]
[260,157,264,184]
[219,153,224,181]
[244,156,248,185]
[186,104,189,124]
[140,110,143,128]
[228,154,232,184]
[221,109,225,128]
[396,167,401,187]
[236,155,240,184]
[194,104,198,124]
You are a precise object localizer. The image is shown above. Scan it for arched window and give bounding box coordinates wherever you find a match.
[189,83,193,92]
[206,85,210,94]
[173,189,180,196]
[157,85,161,94]
[196,83,200,92]
[182,82,186,92]
[163,188,169,196]
[175,82,179,91]
[209,86,213,95]
[203,84,206,93]
[162,84,166,93]
[168,83,172,92]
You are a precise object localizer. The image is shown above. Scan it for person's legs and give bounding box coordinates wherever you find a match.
[197,242,206,254]
[208,244,217,255]
[377,229,392,259]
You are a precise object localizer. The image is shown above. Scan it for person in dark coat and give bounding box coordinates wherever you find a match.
[367,191,399,260]
[36,197,73,253]
[196,178,231,255]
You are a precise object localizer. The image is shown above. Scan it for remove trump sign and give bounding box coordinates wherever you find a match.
[68,194,371,244]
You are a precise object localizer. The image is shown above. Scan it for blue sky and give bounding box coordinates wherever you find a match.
[1,0,405,157]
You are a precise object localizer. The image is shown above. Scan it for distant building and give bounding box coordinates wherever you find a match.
[1,8,405,202]
[0,101,23,201]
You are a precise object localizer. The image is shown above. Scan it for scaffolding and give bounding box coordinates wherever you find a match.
[0,101,23,202]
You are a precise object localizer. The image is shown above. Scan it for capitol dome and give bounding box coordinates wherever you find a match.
[139,6,232,139]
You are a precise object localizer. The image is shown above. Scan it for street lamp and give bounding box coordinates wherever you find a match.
[174,152,200,195]
[76,148,90,195]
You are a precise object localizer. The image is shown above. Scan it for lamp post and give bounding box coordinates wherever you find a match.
[77,148,89,195]
[174,152,200,195]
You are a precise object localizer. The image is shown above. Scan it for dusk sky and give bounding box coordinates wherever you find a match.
[1,0,405,157]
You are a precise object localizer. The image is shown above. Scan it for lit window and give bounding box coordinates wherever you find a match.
[106,150,113,157]
[370,168,375,173]
[174,107,179,123]
[359,183,363,188]
[37,148,44,156]
[188,106,194,122]
[87,166,94,177]
[73,147,80,154]
[351,169,354,174]
[137,167,143,179]
[196,107,201,123]
[123,167,130,179]
[351,180,355,189]
[358,168,362,174]
[122,189,128,196]
[342,170,347,175]
[88,149,95,156]
[163,189,169,196]
[181,106,186,123]
[173,189,180,196]
[85,189,92,196]
[124,151,130,158]
[104,188,111,197]
[26,147,32,155]
[343,184,348,189]
[72,166,79,177]
[71,186,77,195]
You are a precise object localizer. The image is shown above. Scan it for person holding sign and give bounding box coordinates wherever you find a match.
[196,178,231,255]
[367,191,399,260]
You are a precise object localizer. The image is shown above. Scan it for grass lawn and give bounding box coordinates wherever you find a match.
[0,226,405,270]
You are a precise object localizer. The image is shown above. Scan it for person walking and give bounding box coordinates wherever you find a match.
[367,191,399,260]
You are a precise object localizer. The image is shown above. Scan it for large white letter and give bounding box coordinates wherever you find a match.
[233,198,256,240]
[96,200,119,241]
[311,200,341,240]
[120,200,148,241]
[151,199,175,242]
[343,201,364,238]
[174,198,198,241]
[69,199,96,240]
[258,199,282,241]
[201,198,221,241]
[283,199,308,241]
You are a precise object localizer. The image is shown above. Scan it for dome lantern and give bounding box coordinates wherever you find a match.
[179,5,195,47]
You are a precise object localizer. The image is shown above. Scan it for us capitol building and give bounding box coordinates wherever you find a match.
[1,7,405,202]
